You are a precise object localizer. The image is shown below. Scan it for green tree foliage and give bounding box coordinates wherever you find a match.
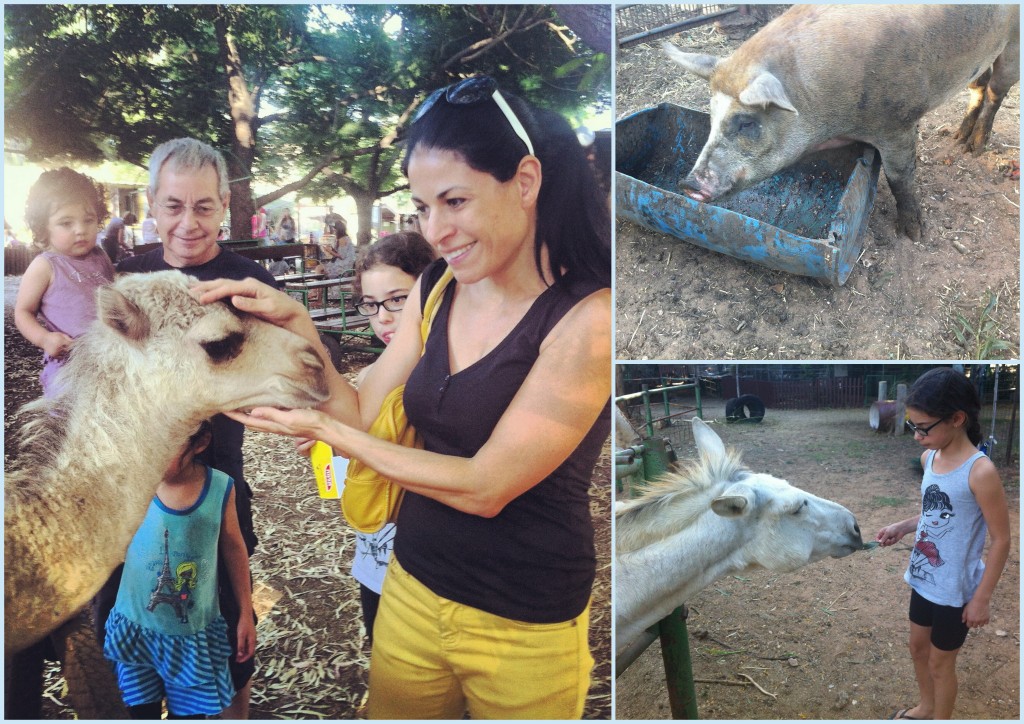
[5,4,609,241]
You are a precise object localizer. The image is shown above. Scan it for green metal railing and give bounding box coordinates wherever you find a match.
[615,380,701,719]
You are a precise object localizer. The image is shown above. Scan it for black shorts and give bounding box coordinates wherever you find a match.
[219,565,257,690]
[908,589,969,651]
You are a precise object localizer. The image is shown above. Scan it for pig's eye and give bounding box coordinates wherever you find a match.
[730,114,760,138]
[737,117,757,132]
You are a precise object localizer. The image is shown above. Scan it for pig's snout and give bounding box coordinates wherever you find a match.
[682,186,713,203]
[680,172,717,203]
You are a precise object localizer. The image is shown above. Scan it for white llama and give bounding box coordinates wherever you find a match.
[615,418,863,655]
[5,270,330,654]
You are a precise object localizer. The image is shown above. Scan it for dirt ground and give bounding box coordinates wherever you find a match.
[615,399,1020,720]
[3,276,611,720]
[615,7,1020,361]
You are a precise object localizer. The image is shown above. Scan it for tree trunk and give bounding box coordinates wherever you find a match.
[352,190,376,247]
[213,11,257,240]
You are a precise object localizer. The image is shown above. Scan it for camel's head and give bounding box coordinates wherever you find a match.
[695,419,864,570]
[88,271,330,414]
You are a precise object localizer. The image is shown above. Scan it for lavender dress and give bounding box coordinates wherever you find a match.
[37,248,115,396]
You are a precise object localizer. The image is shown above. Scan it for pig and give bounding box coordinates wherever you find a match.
[664,5,1019,241]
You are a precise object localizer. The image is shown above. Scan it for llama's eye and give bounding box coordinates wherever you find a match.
[201,331,245,363]
[790,499,808,515]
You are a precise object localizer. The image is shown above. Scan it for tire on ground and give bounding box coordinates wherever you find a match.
[725,394,766,423]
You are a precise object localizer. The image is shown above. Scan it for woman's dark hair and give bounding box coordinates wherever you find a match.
[921,484,954,513]
[906,367,983,446]
[354,231,437,299]
[123,211,138,226]
[25,167,107,248]
[401,83,610,289]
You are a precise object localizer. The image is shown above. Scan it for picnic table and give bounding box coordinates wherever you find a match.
[274,272,324,285]
[284,271,380,353]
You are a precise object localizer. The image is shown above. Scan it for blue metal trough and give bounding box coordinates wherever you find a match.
[616,103,882,286]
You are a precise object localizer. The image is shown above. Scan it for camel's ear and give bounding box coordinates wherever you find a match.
[711,482,754,518]
[97,286,151,343]
[692,417,726,461]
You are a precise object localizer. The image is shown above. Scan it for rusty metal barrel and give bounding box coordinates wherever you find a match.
[870,400,902,432]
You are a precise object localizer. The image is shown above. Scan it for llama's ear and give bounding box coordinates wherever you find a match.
[97,287,151,343]
[692,417,726,461]
[711,482,754,518]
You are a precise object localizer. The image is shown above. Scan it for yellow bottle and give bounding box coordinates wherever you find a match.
[310,441,341,499]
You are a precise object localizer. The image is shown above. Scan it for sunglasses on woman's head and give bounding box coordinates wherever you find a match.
[413,76,534,156]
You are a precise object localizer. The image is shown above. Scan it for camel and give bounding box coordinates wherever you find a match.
[5,270,330,655]
[615,418,863,655]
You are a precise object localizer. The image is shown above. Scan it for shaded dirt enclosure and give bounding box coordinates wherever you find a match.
[615,6,1020,361]
[615,400,1019,720]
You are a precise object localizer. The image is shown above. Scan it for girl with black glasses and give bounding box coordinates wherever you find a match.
[876,367,1010,720]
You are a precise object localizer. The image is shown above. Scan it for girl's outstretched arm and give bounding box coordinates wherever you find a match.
[964,458,1011,627]
[875,515,920,546]
[219,486,256,662]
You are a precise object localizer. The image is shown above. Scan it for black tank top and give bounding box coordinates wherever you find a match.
[399,260,610,623]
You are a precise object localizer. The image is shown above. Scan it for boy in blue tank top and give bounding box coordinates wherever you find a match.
[876,367,1010,720]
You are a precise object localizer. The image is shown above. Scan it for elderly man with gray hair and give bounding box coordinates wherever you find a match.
[97,137,277,719]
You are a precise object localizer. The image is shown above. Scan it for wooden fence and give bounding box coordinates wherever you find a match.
[737,377,866,409]
[5,245,38,276]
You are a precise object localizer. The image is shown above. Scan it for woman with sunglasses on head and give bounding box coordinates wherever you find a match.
[876,367,1010,720]
[195,75,611,719]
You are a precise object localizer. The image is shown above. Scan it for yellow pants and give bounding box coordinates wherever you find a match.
[367,558,594,720]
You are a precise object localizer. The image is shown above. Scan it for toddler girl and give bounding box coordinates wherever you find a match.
[14,168,115,397]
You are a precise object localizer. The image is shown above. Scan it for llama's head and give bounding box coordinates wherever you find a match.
[68,270,330,416]
[693,418,864,570]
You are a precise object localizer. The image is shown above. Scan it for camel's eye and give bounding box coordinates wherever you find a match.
[790,499,808,515]
[201,331,245,363]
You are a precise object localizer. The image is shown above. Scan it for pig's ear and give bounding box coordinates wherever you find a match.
[662,41,719,80]
[739,72,799,114]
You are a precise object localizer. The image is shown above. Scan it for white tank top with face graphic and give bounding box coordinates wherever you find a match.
[904,449,988,606]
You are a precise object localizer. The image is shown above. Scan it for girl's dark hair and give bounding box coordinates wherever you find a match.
[906,367,983,446]
[25,167,107,248]
[178,419,214,469]
[921,484,953,512]
[354,231,437,299]
[401,83,610,289]
[123,211,138,226]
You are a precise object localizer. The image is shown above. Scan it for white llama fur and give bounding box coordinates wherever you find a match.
[5,270,330,655]
[615,418,862,655]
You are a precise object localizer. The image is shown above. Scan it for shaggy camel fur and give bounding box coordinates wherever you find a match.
[615,418,863,655]
[5,270,329,655]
